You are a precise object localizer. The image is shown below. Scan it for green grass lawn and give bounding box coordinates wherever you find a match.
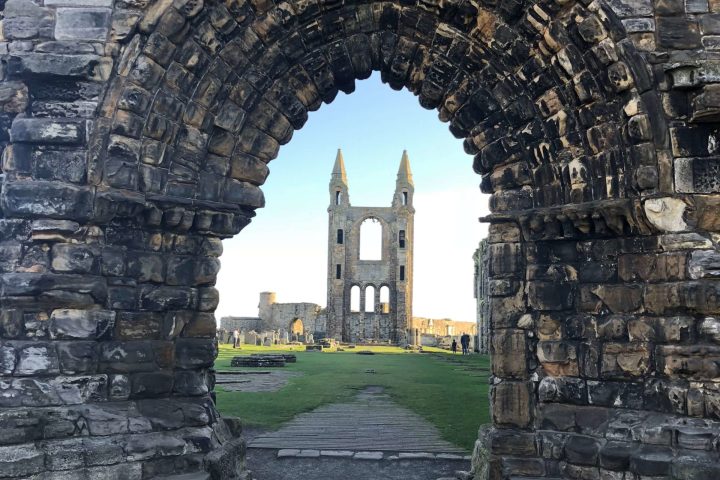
[214,344,491,451]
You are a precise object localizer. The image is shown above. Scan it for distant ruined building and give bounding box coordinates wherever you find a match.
[325,150,414,344]
[474,239,490,354]
[219,291,324,338]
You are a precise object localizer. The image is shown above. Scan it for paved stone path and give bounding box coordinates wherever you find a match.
[215,371,302,392]
[248,386,468,456]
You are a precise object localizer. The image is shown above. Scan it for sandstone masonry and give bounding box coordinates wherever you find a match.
[325,149,414,343]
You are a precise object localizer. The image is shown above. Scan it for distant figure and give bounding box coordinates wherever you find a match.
[232,329,240,348]
[460,332,470,355]
[451,338,458,354]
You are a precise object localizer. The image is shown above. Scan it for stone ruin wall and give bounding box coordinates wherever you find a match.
[0,0,719,479]
[268,301,325,335]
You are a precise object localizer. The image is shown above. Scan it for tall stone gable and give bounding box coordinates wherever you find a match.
[325,150,414,344]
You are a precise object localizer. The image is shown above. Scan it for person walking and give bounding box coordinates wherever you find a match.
[232,329,240,348]
[460,332,469,355]
[451,338,458,354]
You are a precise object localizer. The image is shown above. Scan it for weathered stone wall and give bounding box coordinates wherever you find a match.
[269,301,324,334]
[474,238,490,354]
[0,0,719,478]
[219,315,262,332]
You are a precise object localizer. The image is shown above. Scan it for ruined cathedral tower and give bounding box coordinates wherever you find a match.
[325,150,415,344]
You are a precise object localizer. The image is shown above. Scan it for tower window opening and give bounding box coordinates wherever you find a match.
[380,286,390,313]
[402,191,408,205]
[350,286,360,312]
[336,264,341,279]
[359,218,382,260]
[335,191,341,205]
[399,230,406,248]
[337,229,344,244]
[365,285,375,312]
[400,266,405,281]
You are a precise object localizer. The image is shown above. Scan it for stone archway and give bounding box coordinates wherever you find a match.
[1,0,719,478]
[289,317,303,336]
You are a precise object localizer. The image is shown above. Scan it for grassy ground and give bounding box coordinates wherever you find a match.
[214,344,490,451]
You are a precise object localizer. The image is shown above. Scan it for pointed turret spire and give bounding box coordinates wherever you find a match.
[397,150,413,186]
[332,148,348,186]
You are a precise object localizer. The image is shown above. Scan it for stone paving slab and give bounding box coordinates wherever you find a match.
[215,370,302,392]
[248,387,468,455]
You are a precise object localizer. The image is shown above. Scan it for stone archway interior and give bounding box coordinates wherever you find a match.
[290,318,304,336]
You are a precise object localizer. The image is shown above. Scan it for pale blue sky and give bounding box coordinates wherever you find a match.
[216,72,489,322]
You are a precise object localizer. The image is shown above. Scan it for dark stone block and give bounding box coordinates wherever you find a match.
[57,341,98,375]
[175,338,217,369]
[130,371,174,398]
[1,180,93,221]
[173,370,209,396]
[564,434,601,465]
[600,441,638,470]
[33,148,87,184]
[630,446,673,476]
[657,17,701,49]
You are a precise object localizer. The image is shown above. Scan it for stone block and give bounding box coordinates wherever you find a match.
[689,250,720,279]
[175,338,217,369]
[627,316,693,342]
[492,381,532,428]
[694,195,720,231]
[1,181,94,221]
[601,342,651,379]
[538,376,587,404]
[579,285,643,314]
[3,0,52,40]
[125,431,186,461]
[643,379,687,414]
[0,310,23,340]
[537,341,579,376]
[51,244,98,274]
[181,312,217,338]
[604,0,653,16]
[99,341,155,373]
[657,17,701,49]
[492,330,527,378]
[55,8,111,41]
[140,285,195,311]
[130,371,174,398]
[173,370,209,396]
[15,343,60,376]
[33,148,88,184]
[657,344,720,380]
[108,374,130,401]
[630,446,672,476]
[527,281,574,310]
[49,309,114,340]
[564,434,601,466]
[587,380,644,409]
[113,312,161,340]
[618,253,687,282]
[229,153,270,185]
[126,253,164,283]
[11,118,86,145]
[57,341,98,374]
[0,444,45,477]
[0,344,17,375]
